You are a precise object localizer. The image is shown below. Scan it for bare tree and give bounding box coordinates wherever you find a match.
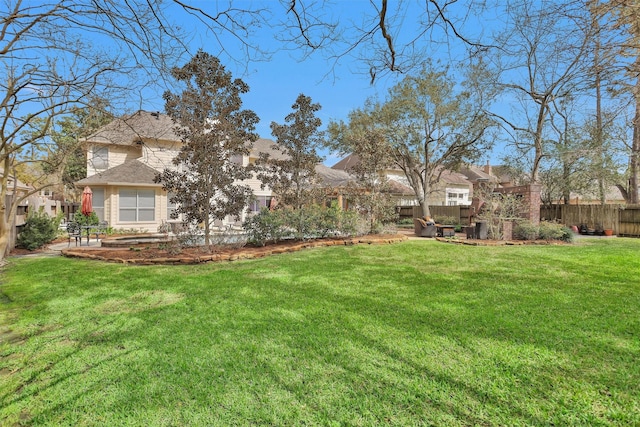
[490,0,593,184]
[596,0,640,204]
[278,0,489,82]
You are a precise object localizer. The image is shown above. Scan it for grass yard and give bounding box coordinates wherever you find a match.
[1,238,639,426]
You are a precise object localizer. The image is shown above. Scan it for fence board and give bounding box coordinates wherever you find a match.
[405,203,640,235]
[619,206,640,236]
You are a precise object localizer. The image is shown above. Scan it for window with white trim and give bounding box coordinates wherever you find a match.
[249,195,273,213]
[93,188,105,221]
[93,146,109,170]
[119,189,155,222]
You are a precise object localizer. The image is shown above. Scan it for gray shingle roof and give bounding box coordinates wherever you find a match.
[76,160,162,187]
[83,110,180,146]
[315,164,354,187]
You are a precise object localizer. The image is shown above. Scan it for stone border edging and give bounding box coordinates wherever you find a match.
[61,234,408,265]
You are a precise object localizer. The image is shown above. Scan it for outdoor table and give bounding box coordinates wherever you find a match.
[436,225,455,237]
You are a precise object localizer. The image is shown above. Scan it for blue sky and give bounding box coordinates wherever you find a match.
[136,1,486,167]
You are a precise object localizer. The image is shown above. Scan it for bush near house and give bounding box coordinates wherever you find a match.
[243,204,360,247]
[16,211,61,251]
[514,220,574,243]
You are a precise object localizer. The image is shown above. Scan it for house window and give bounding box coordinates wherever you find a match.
[448,201,458,206]
[249,195,273,213]
[93,146,109,170]
[93,188,105,221]
[119,189,155,222]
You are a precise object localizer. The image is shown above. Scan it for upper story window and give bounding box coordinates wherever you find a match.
[93,146,109,170]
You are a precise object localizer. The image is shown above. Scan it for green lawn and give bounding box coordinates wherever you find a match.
[1,238,639,426]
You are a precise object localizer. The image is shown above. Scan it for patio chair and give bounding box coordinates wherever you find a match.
[67,222,82,246]
[91,221,108,242]
[413,218,437,237]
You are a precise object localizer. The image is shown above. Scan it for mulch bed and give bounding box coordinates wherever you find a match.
[60,234,408,265]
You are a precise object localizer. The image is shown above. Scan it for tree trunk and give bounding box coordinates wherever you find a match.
[0,210,9,261]
[630,88,640,204]
[421,199,431,218]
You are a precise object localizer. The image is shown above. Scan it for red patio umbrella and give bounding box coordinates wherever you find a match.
[81,186,93,216]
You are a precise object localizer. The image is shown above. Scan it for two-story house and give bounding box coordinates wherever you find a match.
[76,110,292,231]
[76,110,354,232]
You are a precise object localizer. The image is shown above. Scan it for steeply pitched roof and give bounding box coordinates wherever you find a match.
[332,153,360,171]
[83,110,180,146]
[76,160,162,186]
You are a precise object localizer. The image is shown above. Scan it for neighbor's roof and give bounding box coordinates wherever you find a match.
[315,164,354,187]
[385,179,414,195]
[83,110,181,146]
[569,185,626,202]
[0,168,32,191]
[76,160,162,187]
[332,153,360,171]
[458,165,497,183]
[333,154,472,187]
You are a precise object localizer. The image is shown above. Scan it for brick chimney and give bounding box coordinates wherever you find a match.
[483,160,492,177]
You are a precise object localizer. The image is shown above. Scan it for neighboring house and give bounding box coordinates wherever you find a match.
[568,185,627,205]
[332,154,473,207]
[76,110,343,232]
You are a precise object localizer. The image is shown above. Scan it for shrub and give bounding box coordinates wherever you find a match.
[513,221,538,240]
[538,221,574,242]
[538,221,562,241]
[243,208,291,246]
[243,204,362,246]
[513,221,574,242]
[434,215,457,225]
[17,210,61,251]
[558,226,575,243]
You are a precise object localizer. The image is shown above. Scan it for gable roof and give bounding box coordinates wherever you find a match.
[76,160,162,187]
[385,179,414,195]
[83,110,180,146]
[332,153,360,171]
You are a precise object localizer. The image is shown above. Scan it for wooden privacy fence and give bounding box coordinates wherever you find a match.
[400,205,473,225]
[402,203,640,236]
